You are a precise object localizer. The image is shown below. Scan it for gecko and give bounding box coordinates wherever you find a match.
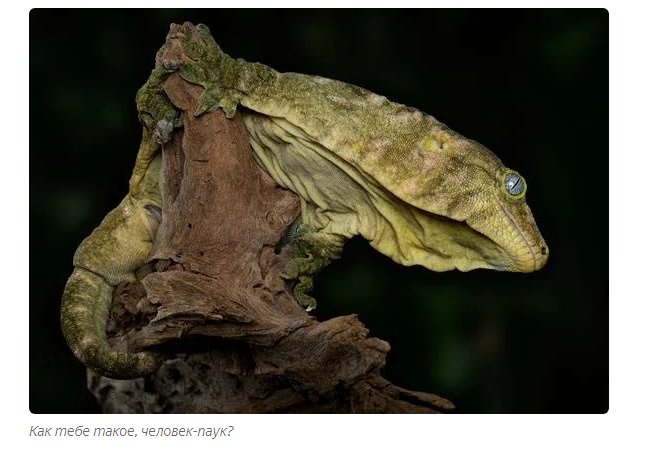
[61,23,548,379]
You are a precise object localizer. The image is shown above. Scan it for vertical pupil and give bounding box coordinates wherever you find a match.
[505,174,523,195]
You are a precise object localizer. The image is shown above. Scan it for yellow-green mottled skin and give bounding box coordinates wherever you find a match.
[61,64,182,379]
[61,148,163,379]
[180,24,548,273]
[61,23,549,379]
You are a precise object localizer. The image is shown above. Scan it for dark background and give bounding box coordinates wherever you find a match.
[30,9,608,413]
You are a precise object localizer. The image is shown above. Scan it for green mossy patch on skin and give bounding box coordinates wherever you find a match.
[173,28,244,118]
[281,224,345,310]
[167,24,548,276]
[136,67,180,133]
[160,22,548,304]
[128,68,181,196]
[62,21,549,380]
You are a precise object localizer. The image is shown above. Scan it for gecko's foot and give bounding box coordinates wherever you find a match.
[279,221,345,312]
[294,276,317,312]
[172,24,242,118]
[136,67,181,134]
[194,86,240,117]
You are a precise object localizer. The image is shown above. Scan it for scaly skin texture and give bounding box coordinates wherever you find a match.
[174,24,548,308]
[62,23,549,378]
[60,63,177,379]
[61,154,163,379]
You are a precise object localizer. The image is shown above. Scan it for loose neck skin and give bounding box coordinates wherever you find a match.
[176,26,548,273]
[242,112,509,272]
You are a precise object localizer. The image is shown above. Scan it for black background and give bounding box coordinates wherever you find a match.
[30,9,608,413]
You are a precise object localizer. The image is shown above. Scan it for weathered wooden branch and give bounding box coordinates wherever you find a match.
[89,22,454,413]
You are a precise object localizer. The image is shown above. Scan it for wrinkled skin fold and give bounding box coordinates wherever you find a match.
[175,23,548,273]
[61,23,548,379]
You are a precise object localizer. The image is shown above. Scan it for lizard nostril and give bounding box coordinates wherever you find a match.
[540,246,547,255]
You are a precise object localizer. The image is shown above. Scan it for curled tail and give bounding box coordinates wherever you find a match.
[61,153,162,379]
[61,267,161,379]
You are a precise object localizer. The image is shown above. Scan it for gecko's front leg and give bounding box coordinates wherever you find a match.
[280,220,346,311]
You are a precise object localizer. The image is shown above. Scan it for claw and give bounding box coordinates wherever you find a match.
[294,275,317,311]
[280,223,346,312]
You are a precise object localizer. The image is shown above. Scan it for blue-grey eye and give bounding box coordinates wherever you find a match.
[504,172,525,196]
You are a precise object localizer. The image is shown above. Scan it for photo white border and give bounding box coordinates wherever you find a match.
[7,1,634,448]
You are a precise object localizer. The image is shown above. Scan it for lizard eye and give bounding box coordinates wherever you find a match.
[504,172,526,197]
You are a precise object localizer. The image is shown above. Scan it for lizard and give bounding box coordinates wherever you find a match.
[61,22,548,379]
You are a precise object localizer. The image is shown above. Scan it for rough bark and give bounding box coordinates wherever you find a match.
[89,23,454,414]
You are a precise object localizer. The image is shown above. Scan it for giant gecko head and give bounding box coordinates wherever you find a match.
[364,121,550,273]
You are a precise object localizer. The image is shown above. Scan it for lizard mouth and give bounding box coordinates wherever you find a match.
[402,208,514,272]
[494,200,548,273]
[410,206,547,274]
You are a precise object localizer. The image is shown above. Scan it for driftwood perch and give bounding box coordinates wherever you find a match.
[89,23,454,413]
